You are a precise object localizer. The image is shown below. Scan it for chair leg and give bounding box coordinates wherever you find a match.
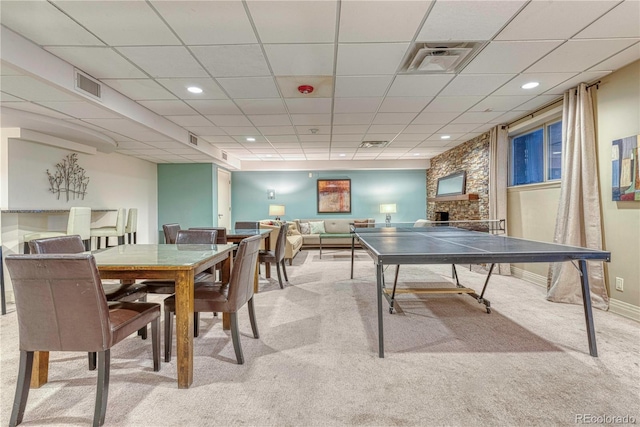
[10,350,33,427]
[247,297,259,339]
[164,309,173,363]
[88,352,97,371]
[151,317,160,372]
[281,260,289,282]
[194,313,199,338]
[83,239,91,251]
[138,296,148,340]
[275,263,284,289]
[96,237,101,250]
[229,312,244,365]
[118,236,125,246]
[94,350,110,427]
[23,242,30,254]
[133,232,137,244]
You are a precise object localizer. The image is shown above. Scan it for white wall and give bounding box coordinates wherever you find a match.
[1,135,158,301]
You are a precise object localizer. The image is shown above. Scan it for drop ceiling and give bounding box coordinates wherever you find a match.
[1,0,638,170]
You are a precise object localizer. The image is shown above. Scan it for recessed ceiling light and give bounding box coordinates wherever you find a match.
[265,154,272,157]
[413,153,420,156]
[187,86,203,94]
[521,82,539,90]
[246,137,256,142]
[440,135,451,140]
[339,153,346,157]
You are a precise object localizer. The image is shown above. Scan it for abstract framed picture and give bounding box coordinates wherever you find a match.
[317,179,351,213]
[612,135,639,201]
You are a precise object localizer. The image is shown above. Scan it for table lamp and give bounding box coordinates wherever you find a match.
[380,204,396,225]
[268,204,285,221]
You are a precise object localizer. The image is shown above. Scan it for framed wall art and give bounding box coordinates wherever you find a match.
[612,135,639,201]
[317,179,351,213]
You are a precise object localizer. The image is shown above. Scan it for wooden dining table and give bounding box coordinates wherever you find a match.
[30,243,236,390]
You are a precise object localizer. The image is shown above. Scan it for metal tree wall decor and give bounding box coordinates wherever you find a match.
[46,153,90,201]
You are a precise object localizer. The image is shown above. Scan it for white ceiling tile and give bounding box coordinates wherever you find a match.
[236,99,287,115]
[589,43,640,72]
[165,115,213,127]
[148,140,191,150]
[544,71,611,96]
[451,111,504,124]
[440,74,515,96]
[403,124,441,134]
[275,76,334,98]
[575,1,640,39]
[0,93,22,102]
[185,127,227,136]
[217,77,279,99]
[37,101,120,119]
[137,100,196,116]
[258,126,296,135]
[248,115,292,126]
[372,113,417,125]
[339,1,432,42]
[462,41,563,74]
[296,126,331,135]
[187,100,243,115]
[155,78,228,100]
[112,140,153,150]
[368,124,405,134]
[1,76,79,102]
[437,123,481,134]
[46,47,145,79]
[102,79,177,101]
[418,1,526,41]
[332,140,363,147]
[247,1,337,43]
[284,98,332,114]
[512,95,562,113]
[379,97,432,113]
[469,95,535,113]
[492,73,577,96]
[334,97,382,113]
[387,75,454,96]
[201,135,236,144]
[496,1,617,41]
[191,45,271,78]
[418,139,454,147]
[299,135,330,142]
[264,44,335,76]
[363,133,397,141]
[412,111,460,125]
[290,114,332,125]
[334,76,394,98]
[423,96,484,113]
[332,125,370,134]
[4,102,72,119]
[116,46,208,78]
[333,113,375,125]
[269,141,301,148]
[151,0,257,44]
[221,126,260,136]
[1,1,104,45]
[266,135,300,143]
[337,43,409,75]
[206,115,253,127]
[527,39,639,73]
[54,0,180,46]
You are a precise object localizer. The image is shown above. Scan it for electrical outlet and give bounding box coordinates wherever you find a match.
[615,277,624,292]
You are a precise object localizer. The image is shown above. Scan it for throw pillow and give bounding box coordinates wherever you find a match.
[353,220,369,228]
[309,221,326,234]
[299,222,311,235]
[287,223,300,236]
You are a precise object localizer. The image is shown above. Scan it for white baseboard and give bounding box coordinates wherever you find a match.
[510,266,640,322]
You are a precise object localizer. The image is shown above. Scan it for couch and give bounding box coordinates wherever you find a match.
[259,220,303,265]
[293,218,375,248]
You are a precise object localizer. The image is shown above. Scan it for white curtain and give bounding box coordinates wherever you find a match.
[489,125,510,275]
[547,83,609,310]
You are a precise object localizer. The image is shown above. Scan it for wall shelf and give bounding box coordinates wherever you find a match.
[432,193,479,202]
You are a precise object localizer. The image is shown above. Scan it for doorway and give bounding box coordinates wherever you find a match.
[217,168,231,230]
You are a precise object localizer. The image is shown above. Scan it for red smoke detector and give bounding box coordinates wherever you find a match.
[298,85,314,94]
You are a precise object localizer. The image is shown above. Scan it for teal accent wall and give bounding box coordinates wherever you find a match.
[231,170,426,223]
[157,164,217,240]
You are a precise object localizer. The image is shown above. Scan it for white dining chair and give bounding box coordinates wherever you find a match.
[90,208,126,249]
[23,207,92,252]
[125,208,138,244]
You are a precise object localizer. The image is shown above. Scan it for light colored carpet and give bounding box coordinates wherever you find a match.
[1,248,639,426]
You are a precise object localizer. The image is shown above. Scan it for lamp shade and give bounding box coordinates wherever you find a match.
[268,204,285,216]
[379,204,397,214]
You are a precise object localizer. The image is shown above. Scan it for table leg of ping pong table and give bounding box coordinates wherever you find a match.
[376,263,385,358]
[579,260,598,357]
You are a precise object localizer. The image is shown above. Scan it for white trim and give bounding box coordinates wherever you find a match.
[609,298,640,322]
[510,265,548,287]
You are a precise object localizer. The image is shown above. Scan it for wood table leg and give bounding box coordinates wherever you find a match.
[30,351,49,388]
[174,270,194,389]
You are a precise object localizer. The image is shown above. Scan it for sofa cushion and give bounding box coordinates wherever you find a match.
[287,223,300,236]
[299,222,311,235]
[353,219,369,228]
[309,221,326,234]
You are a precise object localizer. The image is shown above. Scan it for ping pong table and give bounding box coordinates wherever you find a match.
[352,224,611,358]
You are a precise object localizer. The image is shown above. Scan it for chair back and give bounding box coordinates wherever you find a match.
[162,223,181,244]
[28,235,85,254]
[5,254,112,352]
[189,227,227,244]
[125,208,138,233]
[234,221,259,230]
[66,207,92,240]
[175,229,218,244]
[274,222,288,262]
[114,208,126,235]
[226,234,261,311]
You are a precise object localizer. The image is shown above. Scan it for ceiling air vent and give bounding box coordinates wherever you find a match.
[222,151,228,161]
[359,141,389,148]
[401,42,483,74]
[74,69,101,99]
[189,133,198,146]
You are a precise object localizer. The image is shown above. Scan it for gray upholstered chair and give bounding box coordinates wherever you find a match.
[90,208,126,249]
[125,208,138,244]
[163,234,262,364]
[258,222,288,289]
[234,221,259,229]
[4,253,160,427]
[23,207,92,252]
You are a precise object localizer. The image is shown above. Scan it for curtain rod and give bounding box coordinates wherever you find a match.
[506,80,601,127]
